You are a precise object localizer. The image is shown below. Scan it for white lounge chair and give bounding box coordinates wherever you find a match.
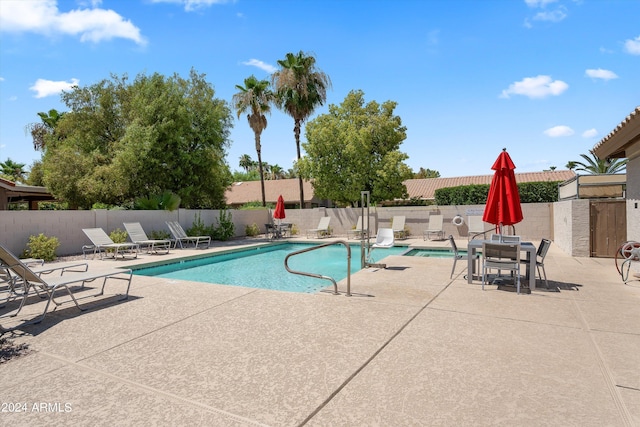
[166,221,211,249]
[82,228,139,259]
[306,217,332,238]
[392,215,407,240]
[423,214,445,240]
[467,216,487,241]
[123,222,171,254]
[0,244,132,325]
[348,216,370,240]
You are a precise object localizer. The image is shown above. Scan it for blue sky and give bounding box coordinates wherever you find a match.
[1,0,638,178]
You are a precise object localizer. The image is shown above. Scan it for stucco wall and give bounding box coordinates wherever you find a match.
[0,209,269,256]
[552,199,590,257]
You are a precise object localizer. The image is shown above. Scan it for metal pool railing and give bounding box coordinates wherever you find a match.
[284,240,352,297]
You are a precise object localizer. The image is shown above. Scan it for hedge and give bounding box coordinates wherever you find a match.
[434,181,561,205]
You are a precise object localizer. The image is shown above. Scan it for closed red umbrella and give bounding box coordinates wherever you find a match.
[274,195,286,224]
[482,148,523,232]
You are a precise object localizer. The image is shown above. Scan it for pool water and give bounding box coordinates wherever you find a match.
[134,243,408,293]
[404,248,462,257]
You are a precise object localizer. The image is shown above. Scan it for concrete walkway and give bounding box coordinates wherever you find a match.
[1,238,639,426]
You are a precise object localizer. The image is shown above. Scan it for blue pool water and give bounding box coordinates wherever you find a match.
[134,243,408,293]
[404,248,463,257]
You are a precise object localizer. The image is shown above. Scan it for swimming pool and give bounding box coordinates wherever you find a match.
[404,248,462,257]
[133,243,408,293]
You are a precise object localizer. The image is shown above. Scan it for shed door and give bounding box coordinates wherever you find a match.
[590,201,627,258]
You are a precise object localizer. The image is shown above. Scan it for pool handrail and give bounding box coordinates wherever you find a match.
[284,240,352,297]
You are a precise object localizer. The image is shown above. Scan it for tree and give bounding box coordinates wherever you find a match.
[414,167,440,179]
[299,90,413,206]
[272,51,331,208]
[40,70,233,209]
[25,109,66,151]
[571,151,627,174]
[232,76,274,207]
[565,161,577,170]
[0,158,27,182]
[239,154,254,172]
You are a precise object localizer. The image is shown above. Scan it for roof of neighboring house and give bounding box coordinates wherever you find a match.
[404,170,576,200]
[225,179,317,205]
[593,106,640,159]
[224,171,576,204]
[0,178,55,198]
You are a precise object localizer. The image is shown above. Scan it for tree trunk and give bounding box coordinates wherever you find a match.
[255,133,266,207]
[294,119,304,208]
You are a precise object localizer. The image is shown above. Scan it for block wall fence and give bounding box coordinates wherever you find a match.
[2,200,635,257]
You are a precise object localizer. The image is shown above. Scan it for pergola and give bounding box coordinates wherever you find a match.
[0,178,56,210]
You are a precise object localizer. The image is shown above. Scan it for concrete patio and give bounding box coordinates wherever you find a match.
[1,237,639,426]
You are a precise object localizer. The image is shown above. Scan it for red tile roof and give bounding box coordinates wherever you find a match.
[225,179,317,205]
[405,170,576,200]
[224,170,576,204]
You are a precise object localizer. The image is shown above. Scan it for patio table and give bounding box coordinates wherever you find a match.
[467,239,538,290]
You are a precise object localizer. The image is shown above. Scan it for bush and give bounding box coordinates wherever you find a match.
[245,223,260,237]
[109,228,129,243]
[24,233,60,261]
[434,181,562,205]
[212,209,235,241]
[149,229,171,240]
[187,212,211,237]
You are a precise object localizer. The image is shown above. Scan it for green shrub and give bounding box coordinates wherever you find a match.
[434,181,563,205]
[149,229,171,240]
[290,224,299,236]
[212,209,235,241]
[24,233,60,262]
[187,212,211,237]
[109,228,129,244]
[245,223,260,237]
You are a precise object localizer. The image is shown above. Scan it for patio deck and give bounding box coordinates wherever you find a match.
[1,237,639,426]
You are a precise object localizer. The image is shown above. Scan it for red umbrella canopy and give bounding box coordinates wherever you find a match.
[482,149,523,227]
[274,195,286,220]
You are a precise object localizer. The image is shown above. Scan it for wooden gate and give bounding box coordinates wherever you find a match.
[590,201,627,258]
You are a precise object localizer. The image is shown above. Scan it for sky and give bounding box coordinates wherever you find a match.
[0,0,639,179]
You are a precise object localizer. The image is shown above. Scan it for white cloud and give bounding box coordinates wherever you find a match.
[0,77,4,82]
[585,68,618,81]
[544,125,574,137]
[624,35,640,55]
[532,8,567,22]
[525,0,558,7]
[0,0,146,45]
[149,0,231,12]
[500,75,568,99]
[241,59,277,74]
[582,128,598,138]
[29,78,79,98]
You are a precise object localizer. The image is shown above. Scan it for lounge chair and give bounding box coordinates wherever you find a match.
[0,244,132,325]
[123,222,171,254]
[83,228,139,259]
[423,214,445,240]
[306,217,332,238]
[391,215,407,240]
[467,216,488,241]
[82,228,139,259]
[166,221,211,249]
[348,216,370,240]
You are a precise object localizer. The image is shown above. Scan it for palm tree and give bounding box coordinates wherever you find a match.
[270,164,285,180]
[571,151,627,174]
[272,51,331,208]
[239,154,254,172]
[565,161,577,170]
[24,109,65,151]
[232,76,274,207]
[0,158,27,182]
